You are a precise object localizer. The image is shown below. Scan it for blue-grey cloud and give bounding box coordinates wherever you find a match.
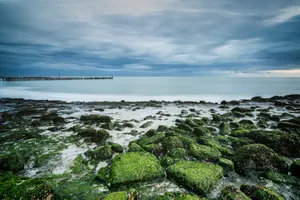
[0,0,300,76]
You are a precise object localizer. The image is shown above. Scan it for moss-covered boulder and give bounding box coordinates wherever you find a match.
[190,143,221,162]
[177,123,193,132]
[78,128,109,144]
[219,122,231,135]
[140,121,153,128]
[161,136,184,153]
[0,175,53,200]
[192,127,210,137]
[157,125,169,132]
[128,142,144,152]
[219,186,250,200]
[218,158,234,174]
[137,132,165,146]
[96,166,109,182]
[233,144,288,175]
[84,145,113,161]
[154,192,200,200]
[80,114,112,123]
[240,185,283,200]
[111,143,124,153]
[102,191,127,200]
[167,161,223,195]
[263,171,300,186]
[109,152,164,187]
[289,160,300,178]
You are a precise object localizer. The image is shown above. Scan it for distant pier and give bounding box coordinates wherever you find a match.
[1,76,113,81]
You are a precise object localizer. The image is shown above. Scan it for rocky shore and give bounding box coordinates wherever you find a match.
[0,94,300,199]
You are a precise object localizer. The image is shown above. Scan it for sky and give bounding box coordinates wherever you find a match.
[0,0,300,77]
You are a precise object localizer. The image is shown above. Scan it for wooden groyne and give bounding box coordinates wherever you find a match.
[1,76,113,81]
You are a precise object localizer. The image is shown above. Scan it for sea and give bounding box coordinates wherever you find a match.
[0,77,300,102]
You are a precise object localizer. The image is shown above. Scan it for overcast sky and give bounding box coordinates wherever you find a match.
[0,0,300,76]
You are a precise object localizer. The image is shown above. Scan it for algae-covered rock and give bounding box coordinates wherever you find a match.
[0,175,53,200]
[128,142,144,152]
[111,143,124,153]
[102,191,127,200]
[167,148,188,159]
[177,123,193,132]
[219,186,250,200]
[157,125,169,132]
[140,121,153,128]
[190,143,221,162]
[233,144,288,175]
[109,152,164,186]
[96,166,109,182]
[218,158,234,174]
[219,122,231,135]
[137,132,165,146]
[290,160,300,178]
[240,185,284,200]
[167,161,223,195]
[263,171,300,186]
[80,114,112,123]
[161,136,184,152]
[192,127,210,137]
[154,192,200,200]
[85,145,113,161]
[78,128,109,144]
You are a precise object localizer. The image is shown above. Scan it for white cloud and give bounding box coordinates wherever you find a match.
[265,6,300,25]
[124,64,152,70]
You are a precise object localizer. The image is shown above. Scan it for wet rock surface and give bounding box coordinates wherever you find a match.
[0,95,300,199]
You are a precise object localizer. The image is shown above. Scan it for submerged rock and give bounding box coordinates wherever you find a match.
[109,152,164,187]
[233,144,288,175]
[167,161,223,195]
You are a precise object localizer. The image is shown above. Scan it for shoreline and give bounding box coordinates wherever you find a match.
[0,94,300,199]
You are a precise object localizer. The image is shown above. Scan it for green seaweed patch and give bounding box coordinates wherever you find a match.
[263,171,300,186]
[80,114,112,124]
[154,192,201,200]
[189,143,221,162]
[109,152,164,187]
[167,161,223,195]
[0,175,53,200]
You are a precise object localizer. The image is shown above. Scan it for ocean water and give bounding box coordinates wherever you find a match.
[0,77,299,102]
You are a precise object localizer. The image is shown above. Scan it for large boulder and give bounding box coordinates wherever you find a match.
[109,152,164,187]
[167,161,223,195]
[233,144,288,175]
[77,128,109,144]
[80,114,112,123]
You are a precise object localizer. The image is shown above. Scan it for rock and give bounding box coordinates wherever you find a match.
[219,122,231,135]
[78,128,109,144]
[274,100,289,107]
[218,158,234,174]
[189,143,221,162]
[161,136,184,152]
[189,108,196,112]
[31,120,41,126]
[192,127,210,137]
[177,123,193,132]
[128,142,144,152]
[239,119,254,125]
[123,122,135,128]
[84,145,113,161]
[233,144,288,175]
[167,148,188,159]
[240,185,284,200]
[101,122,114,130]
[263,171,300,186]
[137,132,165,146]
[96,166,109,182]
[0,175,53,199]
[157,125,169,132]
[102,191,127,200]
[219,186,250,200]
[109,152,164,186]
[154,192,199,200]
[140,121,153,128]
[111,143,124,153]
[167,161,223,195]
[80,114,112,123]
[231,107,251,113]
[277,121,299,129]
[289,160,300,178]
[181,110,188,115]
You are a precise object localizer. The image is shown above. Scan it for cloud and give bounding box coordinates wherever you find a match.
[265,6,300,25]
[0,0,299,76]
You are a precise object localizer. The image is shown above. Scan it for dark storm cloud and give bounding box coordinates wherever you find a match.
[0,0,300,76]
